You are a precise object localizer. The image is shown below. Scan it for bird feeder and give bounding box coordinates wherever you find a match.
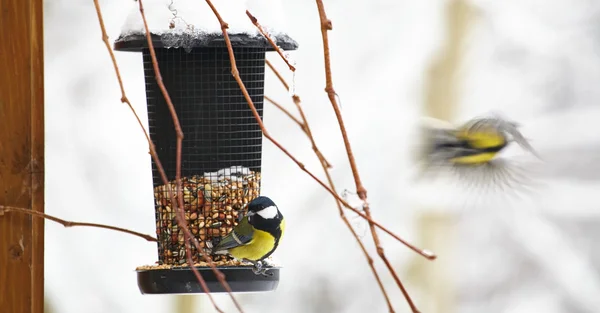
[113,15,298,294]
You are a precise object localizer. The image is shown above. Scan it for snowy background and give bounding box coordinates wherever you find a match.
[43,0,600,313]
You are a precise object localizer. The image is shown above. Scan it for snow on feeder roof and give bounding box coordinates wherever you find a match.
[114,0,298,51]
[113,0,298,295]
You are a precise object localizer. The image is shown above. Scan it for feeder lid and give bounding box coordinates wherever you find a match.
[114,32,298,52]
[114,0,298,52]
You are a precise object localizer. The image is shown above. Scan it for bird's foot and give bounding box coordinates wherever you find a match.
[246,260,274,277]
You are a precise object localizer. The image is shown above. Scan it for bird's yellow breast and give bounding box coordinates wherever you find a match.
[450,152,499,165]
[450,128,506,165]
[456,129,506,149]
[228,229,276,261]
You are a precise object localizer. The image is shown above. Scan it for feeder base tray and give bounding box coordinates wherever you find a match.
[137,266,281,294]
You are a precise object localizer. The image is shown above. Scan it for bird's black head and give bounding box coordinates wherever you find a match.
[247,196,276,214]
[245,196,283,233]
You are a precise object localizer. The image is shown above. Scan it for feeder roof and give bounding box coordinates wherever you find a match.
[114,0,298,52]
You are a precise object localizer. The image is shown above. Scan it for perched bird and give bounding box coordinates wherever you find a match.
[416,114,540,192]
[211,196,285,276]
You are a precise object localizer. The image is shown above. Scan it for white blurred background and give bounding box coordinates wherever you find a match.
[43,0,600,313]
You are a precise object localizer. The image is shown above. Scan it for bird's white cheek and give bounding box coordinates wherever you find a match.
[257,205,278,219]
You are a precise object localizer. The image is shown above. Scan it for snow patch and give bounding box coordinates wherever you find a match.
[119,0,290,42]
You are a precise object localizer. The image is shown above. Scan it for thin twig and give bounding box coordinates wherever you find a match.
[258,26,392,310]
[266,59,333,169]
[136,1,244,312]
[313,1,365,199]
[322,172,395,311]
[246,11,296,72]
[95,1,220,310]
[185,241,213,297]
[264,94,332,168]
[313,1,422,312]
[93,1,240,312]
[293,93,392,310]
[0,205,157,242]
[264,95,304,129]
[92,0,150,145]
[204,0,434,261]
[264,61,332,169]
[292,95,332,169]
[266,60,290,91]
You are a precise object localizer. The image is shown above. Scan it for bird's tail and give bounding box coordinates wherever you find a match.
[206,239,218,255]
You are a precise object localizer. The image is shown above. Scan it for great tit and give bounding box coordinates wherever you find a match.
[450,116,538,163]
[211,196,285,276]
[416,114,539,191]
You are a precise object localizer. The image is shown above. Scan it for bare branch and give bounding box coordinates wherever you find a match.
[314,1,425,312]
[266,59,290,91]
[246,11,296,72]
[93,1,241,311]
[204,0,435,260]
[264,95,304,130]
[263,60,333,169]
[258,21,392,309]
[136,1,244,311]
[92,0,151,146]
[0,205,157,242]
[313,0,365,199]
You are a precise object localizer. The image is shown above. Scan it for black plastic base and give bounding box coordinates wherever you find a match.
[137,266,281,294]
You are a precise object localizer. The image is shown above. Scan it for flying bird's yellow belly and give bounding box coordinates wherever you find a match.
[451,152,499,165]
[229,229,275,261]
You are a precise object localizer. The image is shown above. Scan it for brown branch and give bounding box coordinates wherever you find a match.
[93,1,241,312]
[296,93,394,311]
[291,95,331,169]
[266,60,289,91]
[0,205,157,242]
[254,18,392,308]
[321,174,395,311]
[313,1,364,199]
[203,0,434,262]
[263,61,332,169]
[343,200,435,259]
[313,1,423,312]
[185,242,213,299]
[264,95,304,129]
[264,94,331,168]
[264,94,332,168]
[246,11,296,72]
[136,1,244,312]
[135,0,185,256]
[92,0,151,147]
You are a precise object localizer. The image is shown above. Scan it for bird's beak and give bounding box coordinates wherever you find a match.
[246,211,255,216]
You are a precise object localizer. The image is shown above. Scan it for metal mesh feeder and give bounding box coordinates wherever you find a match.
[114,29,298,294]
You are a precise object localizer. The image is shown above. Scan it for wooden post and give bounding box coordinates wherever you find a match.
[0,0,45,313]
[407,1,474,313]
[175,296,196,313]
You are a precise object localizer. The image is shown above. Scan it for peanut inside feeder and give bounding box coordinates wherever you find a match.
[154,167,261,265]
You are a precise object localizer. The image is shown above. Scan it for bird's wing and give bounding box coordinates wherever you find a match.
[212,217,254,252]
[503,124,540,158]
